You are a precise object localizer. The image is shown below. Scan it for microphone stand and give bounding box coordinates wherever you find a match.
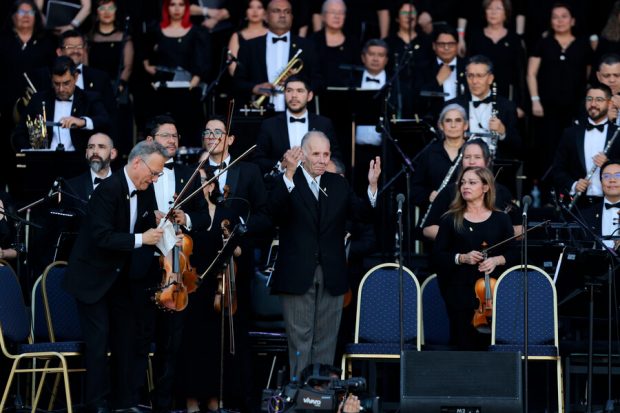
[397,199,405,354]
[521,205,529,413]
[205,52,236,106]
[560,202,620,413]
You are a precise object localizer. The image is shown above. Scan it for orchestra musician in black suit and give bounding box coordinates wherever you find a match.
[254,76,340,176]
[12,56,110,153]
[233,0,321,111]
[553,84,620,208]
[446,54,521,160]
[268,130,381,380]
[62,141,168,413]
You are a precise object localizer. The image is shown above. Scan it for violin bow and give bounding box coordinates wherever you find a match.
[482,220,549,254]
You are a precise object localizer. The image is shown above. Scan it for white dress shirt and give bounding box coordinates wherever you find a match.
[210,154,231,193]
[153,159,193,229]
[266,31,290,112]
[286,109,309,149]
[602,197,620,249]
[437,57,458,101]
[50,97,93,151]
[123,167,142,248]
[356,70,386,146]
[76,63,85,90]
[571,118,608,196]
[360,70,386,90]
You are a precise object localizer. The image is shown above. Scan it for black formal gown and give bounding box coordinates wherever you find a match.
[409,140,461,207]
[433,210,516,349]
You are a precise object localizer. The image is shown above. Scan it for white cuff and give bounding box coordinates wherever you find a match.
[134,234,143,248]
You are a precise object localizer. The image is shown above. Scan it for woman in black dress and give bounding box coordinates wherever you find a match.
[176,166,241,413]
[35,0,91,34]
[422,138,522,240]
[142,0,209,146]
[226,0,267,77]
[433,166,516,349]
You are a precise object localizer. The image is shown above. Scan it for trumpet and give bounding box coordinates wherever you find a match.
[251,49,303,109]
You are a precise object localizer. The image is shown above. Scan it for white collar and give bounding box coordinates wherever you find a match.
[300,164,321,187]
[287,109,308,120]
[123,167,137,195]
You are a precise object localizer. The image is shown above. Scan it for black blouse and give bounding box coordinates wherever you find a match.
[410,140,461,207]
[308,29,359,87]
[88,32,126,80]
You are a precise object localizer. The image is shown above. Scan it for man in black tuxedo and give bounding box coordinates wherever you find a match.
[270,131,381,380]
[582,160,620,251]
[553,84,620,209]
[416,24,467,123]
[446,54,521,160]
[254,76,340,176]
[63,141,168,413]
[596,53,620,123]
[234,0,321,111]
[12,56,110,152]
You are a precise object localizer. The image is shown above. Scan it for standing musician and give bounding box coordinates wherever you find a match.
[432,166,516,349]
[422,139,521,241]
[582,159,620,251]
[446,54,521,160]
[410,103,467,208]
[62,141,167,413]
[269,130,381,380]
[553,84,620,209]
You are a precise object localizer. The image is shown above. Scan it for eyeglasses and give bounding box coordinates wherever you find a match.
[466,72,490,79]
[62,44,85,50]
[399,11,417,16]
[585,96,608,103]
[202,128,225,139]
[602,172,620,180]
[155,132,180,140]
[435,41,457,49]
[16,9,36,16]
[140,158,164,178]
[97,5,117,12]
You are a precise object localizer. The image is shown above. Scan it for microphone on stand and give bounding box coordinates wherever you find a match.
[522,195,532,217]
[396,193,405,215]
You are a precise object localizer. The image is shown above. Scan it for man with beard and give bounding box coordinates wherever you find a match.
[553,84,620,209]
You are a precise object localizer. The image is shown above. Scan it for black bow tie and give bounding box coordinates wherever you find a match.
[93,177,104,185]
[605,202,620,209]
[272,36,287,43]
[130,190,138,198]
[209,161,227,170]
[586,122,606,132]
[438,63,456,70]
[472,97,493,108]
[289,117,306,123]
[365,77,380,84]
[164,163,174,170]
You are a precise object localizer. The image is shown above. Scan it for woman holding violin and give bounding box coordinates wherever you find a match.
[176,165,241,413]
[432,166,516,349]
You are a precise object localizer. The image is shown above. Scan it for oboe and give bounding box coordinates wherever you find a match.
[418,151,464,228]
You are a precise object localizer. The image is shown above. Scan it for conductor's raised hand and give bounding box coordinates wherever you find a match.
[368,156,381,193]
[283,146,303,180]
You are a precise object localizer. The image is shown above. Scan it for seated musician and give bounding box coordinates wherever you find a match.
[582,159,620,251]
[432,166,517,349]
[423,139,521,241]
[12,56,110,152]
[552,84,620,209]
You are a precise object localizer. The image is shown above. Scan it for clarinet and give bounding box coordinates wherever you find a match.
[489,82,499,159]
[418,151,464,228]
[569,127,620,210]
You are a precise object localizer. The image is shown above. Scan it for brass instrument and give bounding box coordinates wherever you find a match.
[26,101,48,149]
[251,49,303,109]
[13,73,38,123]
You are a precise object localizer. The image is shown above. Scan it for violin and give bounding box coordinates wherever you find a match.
[472,241,496,333]
[155,224,190,311]
[214,219,239,314]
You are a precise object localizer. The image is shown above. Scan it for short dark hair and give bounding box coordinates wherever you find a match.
[432,24,458,43]
[598,53,620,70]
[600,159,620,180]
[51,56,77,76]
[145,114,177,137]
[58,29,86,48]
[586,83,612,99]
[362,38,388,55]
[284,75,312,92]
[482,0,512,22]
[466,55,494,74]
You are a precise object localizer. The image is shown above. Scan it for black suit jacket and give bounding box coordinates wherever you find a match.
[268,169,373,295]
[552,122,620,194]
[415,57,468,122]
[11,88,110,153]
[254,112,340,174]
[234,34,323,101]
[446,94,522,159]
[63,169,158,304]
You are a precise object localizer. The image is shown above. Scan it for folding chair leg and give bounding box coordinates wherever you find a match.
[59,356,73,413]
[557,360,564,413]
[48,370,63,411]
[1,359,21,411]
[32,361,50,413]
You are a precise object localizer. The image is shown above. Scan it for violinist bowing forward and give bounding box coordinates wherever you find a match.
[432,166,516,350]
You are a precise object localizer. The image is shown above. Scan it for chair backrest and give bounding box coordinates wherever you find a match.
[0,266,31,347]
[31,275,50,342]
[355,263,420,348]
[41,261,82,342]
[420,274,450,345]
[491,265,558,346]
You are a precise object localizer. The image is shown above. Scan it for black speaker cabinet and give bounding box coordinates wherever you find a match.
[400,351,522,413]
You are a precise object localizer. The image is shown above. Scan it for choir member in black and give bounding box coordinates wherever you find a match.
[226,0,268,77]
[88,0,134,158]
[594,1,620,65]
[466,0,527,112]
[527,3,593,182]
[410,103,467,208]
[35,0,91,34]
[409,0,460,35]
[446,54,521,160]
[0,0,56,189]
[175,167,240,413]
[0,192,18,263]
[142,0,210,146]
[336,0,389,43]
[433,166,516,349]
[416,25,468,123]
[423,138,521,241]
[308,0,359,88]
[384,1,432,118]
[596,53,620,123]
[552,84,620,207]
